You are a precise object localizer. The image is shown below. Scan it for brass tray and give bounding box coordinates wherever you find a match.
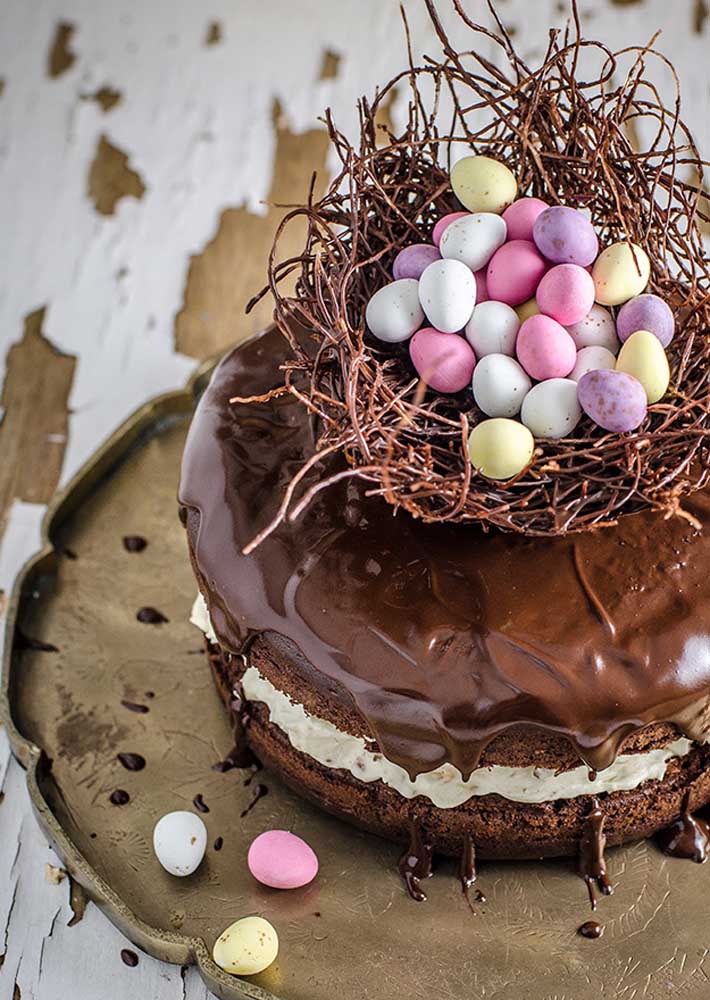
[3,346,710,1000]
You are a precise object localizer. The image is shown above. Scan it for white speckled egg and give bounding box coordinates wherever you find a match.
[213,916,279,976]
[365,279,424,343]
[451,155,518,214]
[440,212,507,272]
[418,259,477,333]
[592,242,650,306]
[472,354,531,417]
[615,329,670,403]
[468,418,534,480]
[464,300,520,358]
[566,304,618,353]
[520,378,582,439]
[153,811,207,877]
[569,345,617,382]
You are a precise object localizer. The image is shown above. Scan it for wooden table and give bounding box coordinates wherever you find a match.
[1,1,709,997]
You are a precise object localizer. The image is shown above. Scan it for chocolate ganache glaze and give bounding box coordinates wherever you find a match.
[179,327,710,779]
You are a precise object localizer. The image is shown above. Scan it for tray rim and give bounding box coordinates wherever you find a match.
[0,341,282,1000]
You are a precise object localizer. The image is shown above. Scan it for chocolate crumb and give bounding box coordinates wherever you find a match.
[145,691,155,699]
[62,547,78,560]
[214,836,224,851]
[120,948,139,967]
[110,789,130,806]
[136,607,168,624]
[117,752,145,772]
[123,535,147,552]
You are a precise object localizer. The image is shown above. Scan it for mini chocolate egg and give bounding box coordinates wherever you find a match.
[520,378,581,439]
[566,304,618,353]
[468,418,535,480]
[393,243,441,281]
[536,263,595,326]
[248,830,318,890]
[464,300,520,357]
[502,197,548,242]
[365,279,424,343]
[569,345,617,382]
[515,297,540,323]
[592,242,650,306]
[213,916,279,976]
[532,206,599,267]
[474,268,489,304]
[440,212,507,272]
[486,240,547,306]
[516,314,576,380]
[410,327,476,393]
[616,293,674,347]
[432,211,469,247]
[472,354,531,417]
[615,329,670,403]
[153,811,207,877]
[578,369,647,432]
[418,259,477,333]
[451,155,518,214]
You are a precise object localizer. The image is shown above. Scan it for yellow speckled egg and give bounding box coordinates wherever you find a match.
[592,242,650,306]
[468,418,535,480]
[213,916,279,976]
[451,155,518,215]
[515,297,540,323]
[615,329,670,403]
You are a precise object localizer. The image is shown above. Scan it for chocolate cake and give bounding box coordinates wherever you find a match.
[179,325,710,866]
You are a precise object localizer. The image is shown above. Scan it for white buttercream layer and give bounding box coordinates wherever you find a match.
[190,594,692,808]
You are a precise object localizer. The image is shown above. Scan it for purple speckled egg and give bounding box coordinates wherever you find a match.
[516,314,576,380]
[616,293,675,347]
[536,263,595,326]
[393,243,441,281]
[486,240,547,306]
[432,212,469,247]
[533,206,599,267]
[410,327,476,393]
[577,369,647,433]
[502,197,549,242]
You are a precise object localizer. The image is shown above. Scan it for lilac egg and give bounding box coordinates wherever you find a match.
[502,197,548,242]
[616,293,674,347]
[393,243,441,281]
[410,327,476,393]
[533,206,599,267]
[577,369,647,433]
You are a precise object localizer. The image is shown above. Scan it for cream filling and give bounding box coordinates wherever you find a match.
[191,594,693,808]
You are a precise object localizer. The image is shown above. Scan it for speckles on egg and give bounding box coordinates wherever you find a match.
[213,916,279,976]
[153,811,207,877]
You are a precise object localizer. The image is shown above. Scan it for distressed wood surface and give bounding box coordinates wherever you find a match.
[1,2,709,998]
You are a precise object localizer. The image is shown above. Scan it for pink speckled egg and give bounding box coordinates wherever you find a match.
[516,314,576,380]
[248,830,319,890]
[533,205,599,266]
[474,268,489,304]
[486,240,548,307]
[392,243,441,281]
[577,369,647,433]
[536,263,595,326]
[502,197,549,242]
[410,327,476,393]
[432,212,469,247]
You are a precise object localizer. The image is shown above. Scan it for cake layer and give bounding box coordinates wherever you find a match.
[179,326,710,780]
[207,641,710,859]
[192,595,693,807]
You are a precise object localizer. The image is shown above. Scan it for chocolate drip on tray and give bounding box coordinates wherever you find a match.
[398,817,433,902]
[657,791,710,863]
[578,797,613,910]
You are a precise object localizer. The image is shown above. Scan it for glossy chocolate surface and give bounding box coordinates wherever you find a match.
[179,328,710,778]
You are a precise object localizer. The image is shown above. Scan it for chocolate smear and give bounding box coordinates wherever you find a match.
[14,629,58,653]
[193,793,209,813]
[136,607,168,624]
[123,535,147,552]
[110,789,130,806]
[577,797,613,910]
[214,836,224,851]
[398,817,433,902]
[117,752,145,772]
[120,949,139,967]
[120,700,149,714]
[240,783,268,818]
[657,791,710,863]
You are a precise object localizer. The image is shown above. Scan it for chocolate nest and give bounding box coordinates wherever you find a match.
[245,0,710,542]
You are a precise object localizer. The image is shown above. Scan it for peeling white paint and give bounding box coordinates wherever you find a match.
[1,1,709,997]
